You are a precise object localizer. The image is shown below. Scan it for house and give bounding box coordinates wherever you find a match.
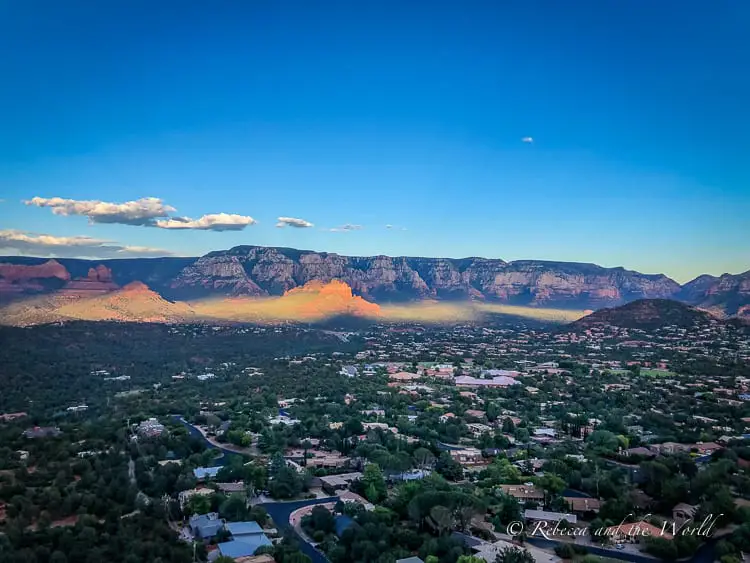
[439,413,457,423]
[340,366,359,378]
[455,375,520,388]
[0,412,27,422]
[564,497,601,515]
[137,418,166,437]
[524,509,577,525]
[672,503,698,526]
[211,537,272,561]
[693,442,723,455]
[23,426,61,439]
[389,371,420,381]
[468,423,493,437]
[268,414,301,426]
[472,539,558,563]
[179,487,213,508]
[396,558,425,563]
[319,472,362,495]
[226,521,265,538]
[625,447,655,458]
[216,482,246,494]
[234,556,274,563]
[449,447,484,465]
[499,484,544,502]
[338,490,374,510]
[194,466,222,481]
[388,469,430,482]
[602,520,672,542]
[465,409,487,420]
[649,442,690,455]
[189,512,224,540]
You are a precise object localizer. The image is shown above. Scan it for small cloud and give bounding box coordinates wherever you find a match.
[276,216,314,228]
[521,136,534,144]
[0,229,173,258]
[327,224,363,232]
[385,224,407,231]
[155,213,255,231]
[385,224,393,229]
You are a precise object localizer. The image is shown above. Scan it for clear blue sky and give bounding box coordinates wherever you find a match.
[0,0,748,283]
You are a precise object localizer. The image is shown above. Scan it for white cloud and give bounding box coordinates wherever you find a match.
[25,196,175,226]
[155,213,256,231]
[0,229,173,258]
[385,224,407,231]
[276,216,314,228]
[327,224,363,232]
[24,196,256,231]
[521,136,534,144]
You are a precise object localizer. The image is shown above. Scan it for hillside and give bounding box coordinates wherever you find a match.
[0,282,196,326]
[191,279,381,323]
[679,270,750,319]
[570,299,717,330]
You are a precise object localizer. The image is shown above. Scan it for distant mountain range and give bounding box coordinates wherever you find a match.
[0,245,748,319]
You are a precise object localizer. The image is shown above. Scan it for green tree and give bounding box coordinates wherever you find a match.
[496,546,535,563]
[219,493,249,522]
[435,452,463,481]
[361,463,387,503]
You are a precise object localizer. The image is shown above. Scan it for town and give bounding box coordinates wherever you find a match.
[1,316,749,563]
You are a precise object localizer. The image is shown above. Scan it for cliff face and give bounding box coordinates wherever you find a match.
[3,246,745,313]
[58,265,120,298]
[168,246,681,307]
[0,259,70,297]
[678,271,750,318]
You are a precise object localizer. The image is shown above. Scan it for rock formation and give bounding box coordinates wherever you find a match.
[168,246,681,307]
[0,246,747,316]
[58,265,119,297]
[0,259,70,297]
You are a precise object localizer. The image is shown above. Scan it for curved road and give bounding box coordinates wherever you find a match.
[173,415,249,465]
[260,497,338,563]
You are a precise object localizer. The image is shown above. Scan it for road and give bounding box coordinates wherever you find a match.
[173,415,256,464]
[259,497,339,563]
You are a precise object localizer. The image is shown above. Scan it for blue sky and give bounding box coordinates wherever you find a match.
[0,0,748,283]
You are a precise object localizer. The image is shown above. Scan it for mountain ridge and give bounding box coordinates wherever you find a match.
[0,245,747,316]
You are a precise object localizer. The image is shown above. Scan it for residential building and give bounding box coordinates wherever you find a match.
[499,484,544,502]
[137,418,166,437]
[524,509,577,525]
[23,426,61,439]
[602,520,673,542]
[564,497,601,515]
[189,512,224,540]
[194,466,222,481]
[319,472,362,495]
